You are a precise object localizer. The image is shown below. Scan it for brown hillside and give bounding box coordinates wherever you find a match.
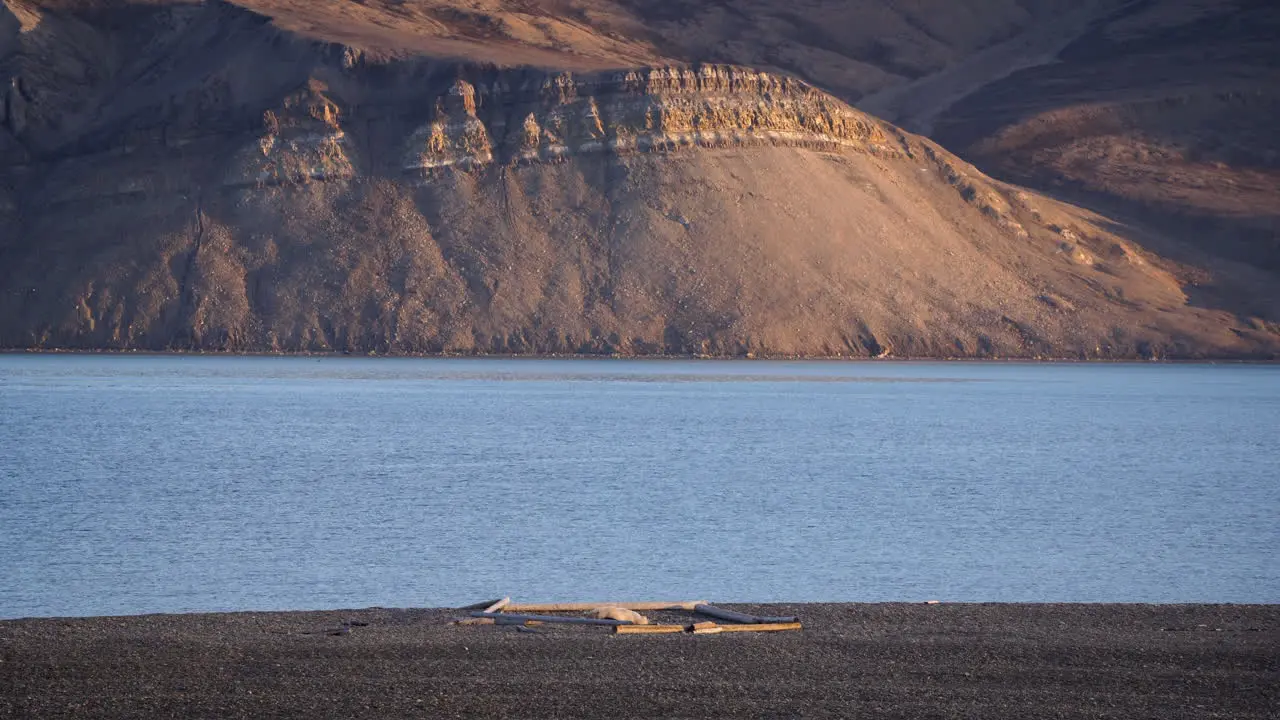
[1,0,1277,358]
[926,0,1280,322]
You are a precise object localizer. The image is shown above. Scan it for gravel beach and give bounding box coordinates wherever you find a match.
[2,603,1276,718]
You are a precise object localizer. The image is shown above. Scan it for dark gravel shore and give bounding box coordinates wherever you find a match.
[2,603,1276,719]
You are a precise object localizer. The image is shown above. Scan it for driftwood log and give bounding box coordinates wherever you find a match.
[615,621,803,635]
[469,611,634,626]
[457,598,506,610]
[614,624,687,635]
[506,601,707,612]
[717,622,803,633]
[454,617,545,626]
[694,604,799,624]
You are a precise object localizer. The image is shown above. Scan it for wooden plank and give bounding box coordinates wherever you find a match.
[469,611,632,626]
[457,598,505,611]
[694,604,799,624]
[483,597,511,614]
[615,624,688,635]
[716,622,802,633]
[506,601,707,613]
[613,621,802,634]
[494,616,545,626]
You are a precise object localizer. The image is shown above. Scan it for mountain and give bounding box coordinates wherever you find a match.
[925,0,1280,324]
[1,0,1276,358]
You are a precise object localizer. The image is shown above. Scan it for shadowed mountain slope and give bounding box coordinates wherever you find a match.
[925,0,1280,322]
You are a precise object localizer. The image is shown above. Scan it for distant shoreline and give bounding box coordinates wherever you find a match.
[2,603,1275,718]
[2,348,1278,363]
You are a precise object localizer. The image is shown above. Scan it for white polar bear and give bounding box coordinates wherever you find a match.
[590,607,650,625]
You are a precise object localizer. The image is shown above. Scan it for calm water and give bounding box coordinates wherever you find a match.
[1,355,1277,618]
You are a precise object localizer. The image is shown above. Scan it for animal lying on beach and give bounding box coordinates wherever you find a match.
[591,607,650,625]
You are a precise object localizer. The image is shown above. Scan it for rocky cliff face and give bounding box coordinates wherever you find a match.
[231,64,895,185]
[1,0,1277,358]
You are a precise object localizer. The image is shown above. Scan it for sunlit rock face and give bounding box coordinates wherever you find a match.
[401,66,897,174]
[230,85,357,186]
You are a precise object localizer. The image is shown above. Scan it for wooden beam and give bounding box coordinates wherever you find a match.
[469,611,633,626]
[483,597,511,614]
[494,616,544,626]
[615,624,687,635]
[716,622,802,633]
[454,617,543,627]
[506,601,707,613]
[615,622,804,635]
[694,604,799,624]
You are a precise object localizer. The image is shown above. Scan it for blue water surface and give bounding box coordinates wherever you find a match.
[1,355,1277,617]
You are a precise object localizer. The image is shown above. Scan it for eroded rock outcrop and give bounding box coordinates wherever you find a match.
[399,66,893,173]
[232,82,356,185]
[404,79,494,171]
